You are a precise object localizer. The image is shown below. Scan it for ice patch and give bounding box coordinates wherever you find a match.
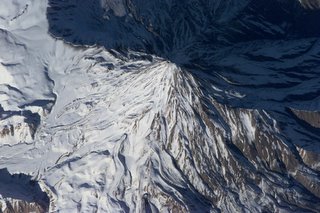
[240,112,256,142]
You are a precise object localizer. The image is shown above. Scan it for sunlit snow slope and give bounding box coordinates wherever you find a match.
[0,0,320,212]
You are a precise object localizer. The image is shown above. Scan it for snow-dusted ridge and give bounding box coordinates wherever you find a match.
[0,0,320,212]
[299,0,320,9]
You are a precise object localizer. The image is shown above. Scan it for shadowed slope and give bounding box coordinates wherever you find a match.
[0,168,50,213]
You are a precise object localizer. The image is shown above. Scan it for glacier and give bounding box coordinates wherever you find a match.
[0,0,320,212]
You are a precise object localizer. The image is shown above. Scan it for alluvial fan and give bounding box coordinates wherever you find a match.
[0,0,320,212]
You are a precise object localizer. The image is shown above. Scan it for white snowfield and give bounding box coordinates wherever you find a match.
[0,0,320,212]
[0,1,208,211]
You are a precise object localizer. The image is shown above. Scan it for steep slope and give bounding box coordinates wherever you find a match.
[0,0,320,212]
[0,168,49,213]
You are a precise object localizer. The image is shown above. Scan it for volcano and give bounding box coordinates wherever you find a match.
[0,0,320,212]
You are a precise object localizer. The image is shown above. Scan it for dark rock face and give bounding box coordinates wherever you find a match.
[0,168,50,213]
[2,199,47,213]
[291,109,320,128]
[299,0,320,9]
[45,0,320,212]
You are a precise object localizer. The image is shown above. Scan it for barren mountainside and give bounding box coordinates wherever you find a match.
[0,0,320,212]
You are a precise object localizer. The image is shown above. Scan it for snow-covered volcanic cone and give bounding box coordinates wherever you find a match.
[0,0,320,212]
